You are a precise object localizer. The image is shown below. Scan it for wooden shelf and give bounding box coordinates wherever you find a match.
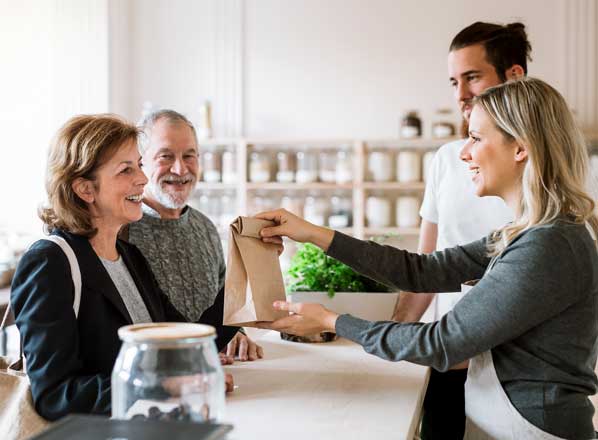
[246,182,353,191]
[195,182,238,190]
[364,227,421,236]
[362,181,425,190]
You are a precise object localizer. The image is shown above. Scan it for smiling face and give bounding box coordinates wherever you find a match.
[448,44,503,121]
[142,118,199,216]
[460,105,526,201]
[88,140,148,229]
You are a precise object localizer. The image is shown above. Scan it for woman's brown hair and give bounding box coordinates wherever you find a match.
[39,114,140,237]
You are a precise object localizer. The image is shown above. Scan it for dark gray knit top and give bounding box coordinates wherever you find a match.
[127,204,225,322]
[329,220,598,439]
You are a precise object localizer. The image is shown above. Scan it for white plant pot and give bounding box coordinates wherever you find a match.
[287,291,400,321]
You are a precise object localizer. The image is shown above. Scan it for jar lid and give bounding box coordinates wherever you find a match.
[118,322,216,343]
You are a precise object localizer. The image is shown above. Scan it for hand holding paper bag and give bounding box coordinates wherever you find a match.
[223,217,288,327]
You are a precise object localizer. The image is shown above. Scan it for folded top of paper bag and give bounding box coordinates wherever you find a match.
[231,217,275,239]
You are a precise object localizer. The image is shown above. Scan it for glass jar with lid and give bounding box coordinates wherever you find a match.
[276,150,295,183]
[328,193,352,228]
[335,146,353,184]
[201,147,221,183]
[318,150,337,183]
[112,323,225,423]
[221,146,237,184]
[367,148,393,182]
[396,150,422,183]
[396,195,420,228]
[219,190,237,229]
[431,108,456,138]
[196,191,220,224]
[249,147,272,183]
[249,192,278,215]
[295,149,318,183]
[303,193,328,226]
[366,194,392,228]
[281,191,303,217]
[400,111,422,139]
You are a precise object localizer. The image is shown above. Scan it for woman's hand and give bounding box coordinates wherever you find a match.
[255,209,335,251]
[225,331,264,361]
[256,301,339,336]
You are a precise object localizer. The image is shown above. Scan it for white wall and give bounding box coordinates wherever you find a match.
[109,0,598,138]
[0,0,109,235]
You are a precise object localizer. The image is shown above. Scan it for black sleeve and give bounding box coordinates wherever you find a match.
[197,285,239,351]
[10,243,111,421]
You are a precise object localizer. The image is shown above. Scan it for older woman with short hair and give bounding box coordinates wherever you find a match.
[10,114,233,421]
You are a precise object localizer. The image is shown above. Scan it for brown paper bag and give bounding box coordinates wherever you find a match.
[223,217,288,327]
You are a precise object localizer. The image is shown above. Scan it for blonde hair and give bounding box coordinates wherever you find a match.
[474,78,598,255]
[39,114,140,237]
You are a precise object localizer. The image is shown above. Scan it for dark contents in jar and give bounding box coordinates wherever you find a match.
[131,403,211,423]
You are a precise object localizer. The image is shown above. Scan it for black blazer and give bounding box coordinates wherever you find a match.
[10,230,236,421]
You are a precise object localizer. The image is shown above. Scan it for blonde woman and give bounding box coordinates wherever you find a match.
[257,78,598,439]
[10,115,234,421]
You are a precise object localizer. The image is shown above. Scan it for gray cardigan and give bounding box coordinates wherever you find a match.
[329,220,598,439]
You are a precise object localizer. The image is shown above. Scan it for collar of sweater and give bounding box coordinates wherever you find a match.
[140,203,191,226]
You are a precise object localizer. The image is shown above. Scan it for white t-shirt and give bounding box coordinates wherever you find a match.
[420,139,513,319]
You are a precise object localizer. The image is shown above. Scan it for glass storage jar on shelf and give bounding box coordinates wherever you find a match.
[248,192,278,216]
[396,195,420,228]
[196,191,220,224]
[219,191,237,229]
[112,323,225,423]
[281,192,303,217]
[295,149,318,183]
[367,148,393,182]
[431,108,456,138]
[276,150,295,183]
[335,146,353,184]
[318,150,337,183]
[201,147,221,183]
[400,111,422,139]
[303,193,328,226]
[249,147,272,183]
[396,150,422,183]
[328,193,352,228]
[221,146,237,184]
[366,194,392,228]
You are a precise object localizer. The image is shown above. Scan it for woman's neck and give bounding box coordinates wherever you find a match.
[89,223,120,261]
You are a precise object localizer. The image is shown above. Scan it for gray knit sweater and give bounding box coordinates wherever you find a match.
[329,220,598,439]
[127,204,225,322]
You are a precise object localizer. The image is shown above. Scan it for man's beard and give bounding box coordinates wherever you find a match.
[147,173,195,210]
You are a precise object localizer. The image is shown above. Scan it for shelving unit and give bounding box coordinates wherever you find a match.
[189,137,457,244]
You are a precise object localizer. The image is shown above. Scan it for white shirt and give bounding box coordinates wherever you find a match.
[419,139,513,318]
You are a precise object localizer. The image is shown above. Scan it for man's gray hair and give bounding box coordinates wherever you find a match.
[138,109,198,154]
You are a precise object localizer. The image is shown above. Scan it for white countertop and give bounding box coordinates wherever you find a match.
[224,330,429,440]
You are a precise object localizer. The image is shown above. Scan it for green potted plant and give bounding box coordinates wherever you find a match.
[283,244,399,343]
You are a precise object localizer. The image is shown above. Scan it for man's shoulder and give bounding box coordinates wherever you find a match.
[187,206,219,231]
[434,138,467,161]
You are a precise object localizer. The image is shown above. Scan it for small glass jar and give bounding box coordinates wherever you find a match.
[366,195,392,228]
[396,151,422,183]
[318,151,337,183]
[249,148,271,183]
[295,149,318,183]
[336,146,353,184]
[432,108,456,138]
[196,191,220,223]
[396,196,420,227]
[112,323,225,423]
[422,151,435,183]
[281,192,304,217]
[201,147,221,183]
[249,192,278,216]
[219,191,237,229]
[400,111,422,139]
[328,194,352,228]
[276,151,295,183]
[367,149,393,182]
[221,146,237,184]
[303,193,328,226]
